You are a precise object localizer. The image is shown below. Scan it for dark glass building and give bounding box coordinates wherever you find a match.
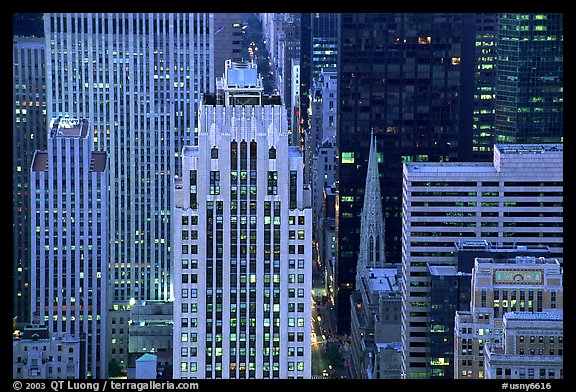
[462,13,499,162]
[335,13,467,333]
[427,265,471,379]
[495,13,563,143]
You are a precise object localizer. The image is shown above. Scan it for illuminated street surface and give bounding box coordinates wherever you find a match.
[311,242,351,379]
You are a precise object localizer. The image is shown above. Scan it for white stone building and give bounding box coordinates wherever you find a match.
[172,60,312,379]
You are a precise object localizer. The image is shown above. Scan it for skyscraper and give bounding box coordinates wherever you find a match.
[401,143,563,378]
[336,13,465,333]
[44,12,216,305]
[30,116,108,378]
[13,36,48,326]
[460,13,499,161]
[495,13,563,143]
[172,61,312,379]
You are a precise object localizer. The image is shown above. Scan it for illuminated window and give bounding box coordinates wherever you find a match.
[341,152,354,164]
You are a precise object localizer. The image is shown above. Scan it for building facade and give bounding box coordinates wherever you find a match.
[401,143,563,378]
[30,116,108,378]
[13,325,80,379]
[336,13,466,333]
[13,36,48,326]
[172,61,312,379]
[427,265,472,378]
[484,312,563,379]
[44,13,217,308]
[495,13,563,144]
[454,256,563,379]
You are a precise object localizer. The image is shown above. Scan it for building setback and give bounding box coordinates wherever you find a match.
[13,36,48,326]
[401,143,563,379]
[30,116,108,378]
[172,60,312,379]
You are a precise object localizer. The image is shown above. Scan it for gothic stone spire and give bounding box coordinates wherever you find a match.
[357,130,386,282]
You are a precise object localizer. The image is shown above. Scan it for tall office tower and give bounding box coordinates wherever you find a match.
[30,116,108,378]
[13,36,48,327]
[401,143,563,378]
[299,13,338,158]
[282,13,301,146]
[173,61,312,379]
[213,13,244,79]
[44,13,216,306]
[495,13,563,144]
[336,13,465,333]
[454,256,563,379]
[484,312,563,379]
[310,13,338,81]
[460,13,499,161]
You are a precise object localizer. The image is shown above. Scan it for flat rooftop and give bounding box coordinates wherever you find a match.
[504,312,563,322]
[90,151,107,173]
[31,151,48,172]
[476,255,560,266]
[496,144,563,154]
[405,162,494,173]
[428,264,458,276]
[362,267,400,293]
[50,117,90,138]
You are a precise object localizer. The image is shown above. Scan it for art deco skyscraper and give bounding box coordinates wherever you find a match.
[30,116,108,378]
[44,13,216,304]
[173,61,312,379]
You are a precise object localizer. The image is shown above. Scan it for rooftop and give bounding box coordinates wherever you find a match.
[362,267,400,293]
[31,151,48,172]
[224,61,261,89]
[375,342,402,352]
[90,151,107,173]
[496,144,563,154]
[476,255,561,266]
[406,162,494,173]
[136,353,158,362]
[504,312,563,322]
[427,264,458,276]
[50,117,90,139]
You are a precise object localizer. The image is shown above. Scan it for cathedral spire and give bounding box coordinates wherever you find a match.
[356,130,386,282]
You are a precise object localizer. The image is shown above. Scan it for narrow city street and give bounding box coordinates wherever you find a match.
[311,242,352,378]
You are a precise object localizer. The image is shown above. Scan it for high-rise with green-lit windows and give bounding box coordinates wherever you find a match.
[468,13,499,161]
[495,13,563,143]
